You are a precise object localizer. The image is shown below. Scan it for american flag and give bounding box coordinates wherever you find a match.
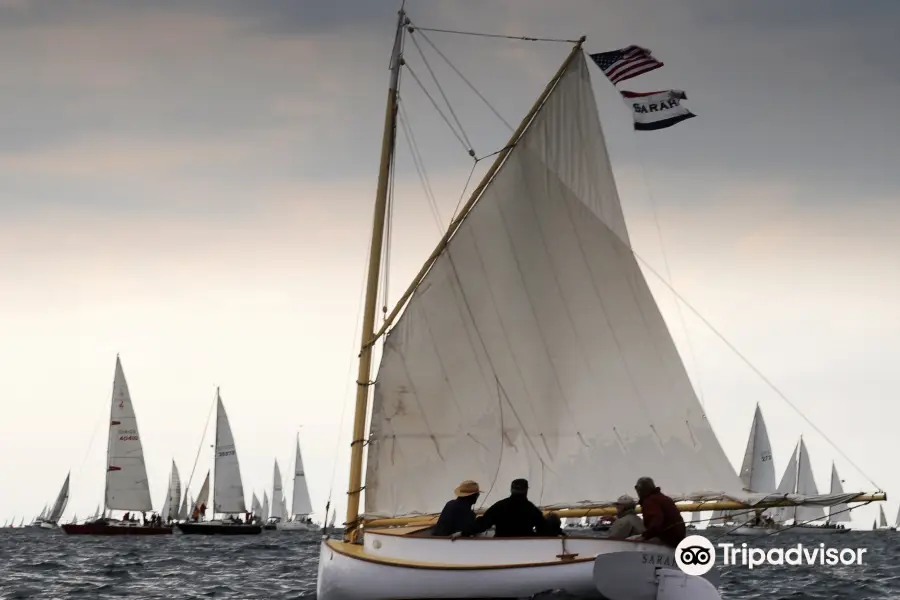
[589,46,663,85]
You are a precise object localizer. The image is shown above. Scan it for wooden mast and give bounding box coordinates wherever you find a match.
[343,33,588,539]
[343,6,407,542]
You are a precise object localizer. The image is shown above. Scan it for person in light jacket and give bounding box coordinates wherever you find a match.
[606,495,645,540]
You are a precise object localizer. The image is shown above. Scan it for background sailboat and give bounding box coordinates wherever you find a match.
[728,406,780,536]
[770,438,849,535]
[62,357,171,536]
[872,505,895,531]
[32,473,69,529]
[263,459,285,530]
[280,436,316,531]
[176,391,260,535]
[160,460,182,524]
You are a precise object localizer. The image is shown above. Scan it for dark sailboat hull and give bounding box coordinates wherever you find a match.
[176,522,261,535]
[62,523,172,535]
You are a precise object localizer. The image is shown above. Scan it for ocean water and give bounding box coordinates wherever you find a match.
[0,527,897,599]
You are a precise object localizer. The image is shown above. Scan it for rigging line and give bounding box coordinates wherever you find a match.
[413,25,580,45]
[404,64,471,154]
[397,101,445,231]
[631,250,881,490]
[182,389,217,510]
[408,32,474,155]
[326,234,373,505]
[77,380,115,476]
[411,27,514,131]
[450,160,479,223]
[630,138,706,406]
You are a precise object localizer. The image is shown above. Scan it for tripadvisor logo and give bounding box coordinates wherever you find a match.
[675,535,867,575]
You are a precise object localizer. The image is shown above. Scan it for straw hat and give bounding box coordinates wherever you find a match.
[454,480,481,497]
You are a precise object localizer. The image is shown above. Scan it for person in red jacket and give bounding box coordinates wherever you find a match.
[630,477,686,548]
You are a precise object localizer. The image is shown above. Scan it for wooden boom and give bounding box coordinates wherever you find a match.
[359,492,887,529]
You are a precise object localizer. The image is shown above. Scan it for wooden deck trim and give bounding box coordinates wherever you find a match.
[324,539,595,571]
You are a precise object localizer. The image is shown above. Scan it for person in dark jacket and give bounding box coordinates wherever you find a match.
[453,478,556,539]
[432,480,481,536]
[630,477,685,548]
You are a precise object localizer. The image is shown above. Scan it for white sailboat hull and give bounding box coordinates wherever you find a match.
[729,526,780,537]
[316,530,678,600]
[276,520,316,531]
[784,525,851,535]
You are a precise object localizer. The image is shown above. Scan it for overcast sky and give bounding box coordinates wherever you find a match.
[1,0,898,529]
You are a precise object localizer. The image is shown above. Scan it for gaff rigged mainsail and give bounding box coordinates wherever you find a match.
[363,51,744,519]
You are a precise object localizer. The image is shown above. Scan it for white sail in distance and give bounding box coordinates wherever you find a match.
[292,437,313,517]
[105,357,153,512]
[194,472,210,512]
[772,442,799,523]
[827,463,850,523]
[251,493,262,517]
[271,460,284,519]
[262,491,270,520]
[739,405,776,493]
[213,392,247,514]
[47,472,70,524]
[162,461,182,520]
[878,505,888,528]
[363,51,742,518]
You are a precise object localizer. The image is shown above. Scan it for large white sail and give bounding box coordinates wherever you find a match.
[828,463,850,523]
[291,438,314,517]
[363,51,742,518]
[271,460,284,519]
[262,491,270,520]
[105,357,153,512]
[213,393,247,514]
[47,472,70,524]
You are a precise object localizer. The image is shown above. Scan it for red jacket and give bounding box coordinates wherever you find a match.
[639,488,685,548]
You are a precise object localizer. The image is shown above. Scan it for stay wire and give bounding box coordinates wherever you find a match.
[410,26,514,131]
[632,249,881,490]
[412,25,580,45]
[405,64,470,155]
[407,32,474,154]
[630,137,706,406]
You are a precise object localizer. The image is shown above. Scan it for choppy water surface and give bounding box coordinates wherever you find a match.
[0,528,897,599]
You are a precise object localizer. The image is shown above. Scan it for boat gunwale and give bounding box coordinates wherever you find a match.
[364,526,636,542]
[324,537,655,570]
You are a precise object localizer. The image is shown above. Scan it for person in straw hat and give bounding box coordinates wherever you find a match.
[605,494,645,540]
[432,480,481,537]
[452,478,557,539]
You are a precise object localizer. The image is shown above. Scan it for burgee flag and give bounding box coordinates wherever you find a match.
[621,89,696,131]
